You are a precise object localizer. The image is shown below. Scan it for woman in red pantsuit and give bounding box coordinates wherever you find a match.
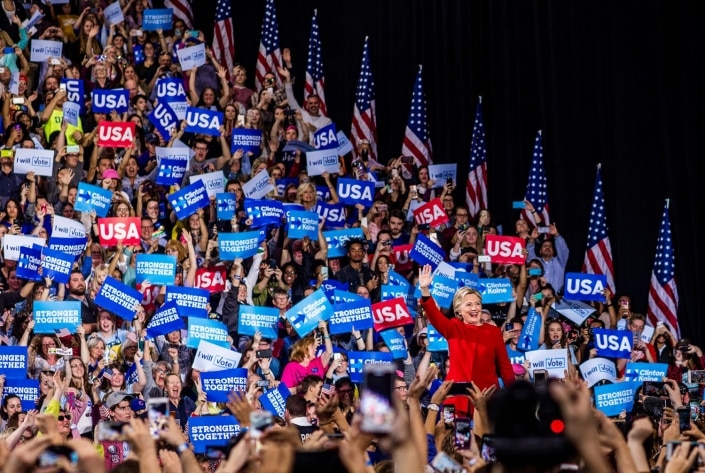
[418,265,514,413]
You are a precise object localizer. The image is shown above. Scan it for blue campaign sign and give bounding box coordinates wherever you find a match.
[347,351,394,383]
[185,107,223,136]
[430,275,459,309]
[3,380,40,411]
[409,233,445,270]
[75,182,113,217]
[33,301,81,334]
[245,198,284,228]
[517,307,542,352]
[427,324,449,352]
[200,368,248,402]
[0,346,28,378]
[594,382,638,417]
[156,158,188,186]
[188,415,240,453]
[155,77,186,100]
[480,278,514,304]
[593,329,634,359]
[230,128,262,154]
[16,245,42,281]
[187,318,230,349]
[41,247,74,284]
[47,237,85,261]
[337,178,375,208]
[330,298,374,335]
[237,305,279,339]
[624,362,669,382]
[217,193,237,220]
[287,210,319,240]
[143,8,173,30]
[379,329,408,359]
[148,100,179,141]
[136,254,177,285]
[331,289,360,304]
[456,271,480,289]
[564,272,607,302]
[165,286,209,319]
[381,284,407,301]
[92,88,129,113]
[282,140,316,153]
[312,123,339,150]
[62,78,85,112]
[260,384,291,417]
[316,201,347,228]
[275,178,298,197]
[388,269,411,288]
[168,180,210,220]
[316,185,332,202]
[146,301,184,339]
[285,288,333,337]
[323,228,364,258]
[218,231,264,259]
[95,276,143,320]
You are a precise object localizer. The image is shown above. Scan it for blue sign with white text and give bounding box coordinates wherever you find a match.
[95,276,143,320]
[237,305,279,339]
[230,128,262,154]
[41,247,74,284]
[624,362,668,382]
[259,384,291,417]
[337,177,375,208]
[285,289,333,337]
[201,369,248,402]
[594,382,637,417]
[409,233,445,270]
[430,275,459,309]
[0,346,28,378]
[329,298,374,334]
[347,351,394,383]
[185,107,222,136]
[146,301,184,339]
[480,278,514,304]
[92,89,129,113]
[3,380,40,411]
[245,198,284,228]
[380,329,408,359]
[427,324,449,352]
[155,77,186,100]
[165,286,210,319]
[168,180,210,220]
[564,273,607,302]
[187,318,230,349]
[75,182,113,217]
[593,329,634,359]
[323,228,364,258]
[143,8,173,31]
[217,193,237,220]
[33,301,80,334]
[316,201,346,228]
[188,415,240,453]
[218,231,264,259]
[148,100,179,141]
[313,123,339,150]
[517,307,542,352]
[16,245,42,281]
[157,158,187,186]
[287,210,319,240]
[47,237,85,261]
[135,254,177,285]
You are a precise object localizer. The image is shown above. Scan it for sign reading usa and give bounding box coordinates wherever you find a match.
[149,101,178,141]
[337,178,374,208]
[563,273,607,302]
[372,297,413,332]
[92,89,129,113]
[98,121,134,148]
[97,217,141,246]
[484,235,526,265]
[413,198,449,228]
[593,328,633,359]
[156,77,186,100]
[185,107,223,136]
[313,123,339,150]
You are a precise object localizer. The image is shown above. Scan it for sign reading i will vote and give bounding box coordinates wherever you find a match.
[75,182,113,217]
[94,276,143,320]
[200,368,248,402]
[13,149,54,177]
[136,254,177,285]
[33,301,81,334]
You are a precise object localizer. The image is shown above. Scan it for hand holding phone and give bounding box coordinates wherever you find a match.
[360,365,395,434]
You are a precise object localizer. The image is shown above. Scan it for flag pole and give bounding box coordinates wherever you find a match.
[665,198,670,209]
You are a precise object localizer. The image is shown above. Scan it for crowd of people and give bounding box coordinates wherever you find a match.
[1,0,705,472]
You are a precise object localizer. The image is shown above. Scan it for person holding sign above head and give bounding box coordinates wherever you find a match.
[418,264,514,413]
[280,320,333,395]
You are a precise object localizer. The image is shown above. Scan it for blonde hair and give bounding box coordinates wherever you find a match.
[451,287,483,320]
[0,31,15,47]
[289,337,317,363]
[295,182,316,204]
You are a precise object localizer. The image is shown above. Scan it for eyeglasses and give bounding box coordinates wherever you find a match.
[155,368,168,374]
[394,385,408,391]
[337,389,353,394]
[57,414,71,421]
[284,271,296,276]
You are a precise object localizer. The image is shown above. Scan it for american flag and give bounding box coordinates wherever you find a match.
[582,164,616,294]
[647,200,680,337]
[466,96,488,219]
[321,383,336,397]
[255,0,284,90]
[350,37,378,161]
[520,130,551,228]
[401,65,433,167]
[164,0,193,29]
[304,9,326,115]
[212,0,234,79]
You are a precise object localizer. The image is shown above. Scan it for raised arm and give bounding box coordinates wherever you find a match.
[418,265,452,337]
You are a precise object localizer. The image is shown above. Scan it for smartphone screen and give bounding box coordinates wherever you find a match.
[147,397,169,438]
[360,365,395,434]
[533,369,548,384]
[481,435,496,462]
[677,407,691,432]
[431,451,464,473]
[442,405,455,426]
[320,267,329,279]
[447,382,469,396]
[454,417,472,450]
[250,410,273,439]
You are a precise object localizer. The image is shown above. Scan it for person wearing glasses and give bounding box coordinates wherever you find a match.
[443,204,471,253]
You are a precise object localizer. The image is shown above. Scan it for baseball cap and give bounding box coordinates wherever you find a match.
[103,168,119,180]
[145,133,159,144]
[104,391,134,410]
[131,398,146,412]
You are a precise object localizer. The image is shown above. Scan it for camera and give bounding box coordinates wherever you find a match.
[284,109,296,116]
[401,156,414,164]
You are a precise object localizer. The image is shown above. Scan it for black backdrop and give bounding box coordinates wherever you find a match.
[193,0,705,344]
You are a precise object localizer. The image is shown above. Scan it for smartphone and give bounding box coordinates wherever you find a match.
[642,382,667,397]
[418,223,430,231]
[50,58,61,65]
[431,451,465,473]
[688,370,705,384]
[360,364,395,434]
[534,293,544,301]
[146,397,169,438]
[401,156,414,164]
[256,380,270,388]
[255,349,272,359]
[512,201,527,209]
[188,30,199,38]
[391,168,399,178]
[12,97,24,105]
[453,417,472,450]
[442,405,455,426]
[268,258,277,269]
[528,268,542,276]
[333,353,342,361]
[537,226,551,234]
[3,47,14,54]
[446,177,454,186]
[410,184,418,198]
[96,421,125,441]
[533,369,548,384]
[477,255,491,263]
[619,300,630,307]
[665,441,700,461]
[37,446,78,468]
[361,217,368,227]
[66,145,80,154]
[677,406,691,432]
[378,204,388,212]
[320,267,329,280]
[481,435,496,463]
[448,382,470,396]
[59,83,67,91]
[250,410,273,439]
[138,337,145,352]
[131,29,143,37]
[267,87,274,95]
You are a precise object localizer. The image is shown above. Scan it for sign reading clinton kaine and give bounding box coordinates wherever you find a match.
[285,288,333,337]
[75,182,112,217]
[168,181,210,220]
[33,301,80,333]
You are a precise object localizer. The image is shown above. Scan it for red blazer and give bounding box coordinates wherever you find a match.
[423,297,515,391]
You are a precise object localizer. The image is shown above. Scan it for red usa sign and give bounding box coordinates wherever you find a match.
[372,297,413,332]
[195,265,226,293]
[484,234,526,265]
[97,121,135,148]
[97,217,141,246]
[393,244,413,272]
[413,198,449,228]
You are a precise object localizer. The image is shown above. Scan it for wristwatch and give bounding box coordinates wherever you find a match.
[427,403,440,411]
[175,443,189,455]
